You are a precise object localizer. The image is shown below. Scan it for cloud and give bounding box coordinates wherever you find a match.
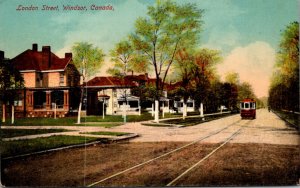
[217,41,275,97]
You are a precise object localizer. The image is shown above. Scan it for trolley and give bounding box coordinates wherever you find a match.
[240,98,256,119]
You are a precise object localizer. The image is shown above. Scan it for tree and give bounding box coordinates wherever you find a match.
[107,40,134,77]
[238,82,255,101]
[269,22,299,111]
[130,0,203,122]
[0,55,24,123]
[224,72,239,110]
[173,48,196,119]
[72,42,105,124]
[192,49,221,113]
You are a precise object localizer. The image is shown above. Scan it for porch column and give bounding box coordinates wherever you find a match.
[27,91,33,111]
[46,91,51,110]
[64,90,69,110]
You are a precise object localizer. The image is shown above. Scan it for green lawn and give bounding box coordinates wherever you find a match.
[161,113,233,126]
[274,110,300,129]
[0,112,226,127]
[80,131,130,136]
[0,135,106,158]
[0,129,71,138]
[0,112,155,126]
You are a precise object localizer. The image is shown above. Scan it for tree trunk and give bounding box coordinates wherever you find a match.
[162,101,165,118]
[123,102,126,123]
[77,87,84,124]
[54,103,57,119]
[11,105,14,124]
[200,102,204,118]
[151,103,154,117]
[2,104,5,123]
[77,102,82,124]
[154,100,159,123]
[183,102,187,120]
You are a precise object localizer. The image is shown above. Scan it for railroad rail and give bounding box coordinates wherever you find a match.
[88,119,250,187]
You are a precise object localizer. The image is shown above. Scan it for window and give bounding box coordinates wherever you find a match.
[33,91,46,109]
[14,93,23,106]
[51,90,64,108]
[59,73,64,86]
[187,102,193,107]
[36,73,43,87]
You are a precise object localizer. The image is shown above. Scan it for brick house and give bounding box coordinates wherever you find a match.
[10,44,80,118]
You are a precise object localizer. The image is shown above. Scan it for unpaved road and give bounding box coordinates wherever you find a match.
[1,109,300,186]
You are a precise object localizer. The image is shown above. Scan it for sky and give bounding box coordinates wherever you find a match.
[0,0,299,97]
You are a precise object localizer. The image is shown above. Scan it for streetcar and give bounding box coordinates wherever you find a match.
[240,98,256,119]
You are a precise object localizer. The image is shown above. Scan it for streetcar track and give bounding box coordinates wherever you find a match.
[166,125,246,186]
[87,119,246,187]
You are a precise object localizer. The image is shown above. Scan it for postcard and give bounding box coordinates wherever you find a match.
[1,0,299,187]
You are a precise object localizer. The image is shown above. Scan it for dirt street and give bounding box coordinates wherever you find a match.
[1,109,300,186]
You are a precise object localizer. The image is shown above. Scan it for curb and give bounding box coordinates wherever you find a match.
[2,133,139,161]
[272,111,299,131]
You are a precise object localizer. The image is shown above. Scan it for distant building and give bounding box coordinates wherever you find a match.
[10,44,80,117]
[85,73,196,116]
[85,75,143,115]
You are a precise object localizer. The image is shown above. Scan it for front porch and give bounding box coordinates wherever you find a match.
[13,87,79,118]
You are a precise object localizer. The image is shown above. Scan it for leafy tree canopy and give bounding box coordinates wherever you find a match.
[72,42,105,79]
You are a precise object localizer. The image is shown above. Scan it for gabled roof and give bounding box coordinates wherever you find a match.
[165,81,183,91]
[86,76,138,88]
[11,46,71,71]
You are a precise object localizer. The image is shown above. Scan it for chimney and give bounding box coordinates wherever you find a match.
[145,73,148,80]
[0,51,4,61]
[32,43,38,51]
[65,53,72,59]
[42,46,51,68]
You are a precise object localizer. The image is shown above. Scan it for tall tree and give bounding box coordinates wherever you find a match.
[224,72,240,110]
[0,54,24,123]
[107,40,134,76]
[238,82,255,101]
[72,42,105,124]
[192,48,221,112]
[173,48,196,119]
[130,0,203,122]
[269,22,299,111]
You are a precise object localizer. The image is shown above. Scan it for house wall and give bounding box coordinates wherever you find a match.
[48,72,61,87]
[96,88,136,115]
[23,72,36,87]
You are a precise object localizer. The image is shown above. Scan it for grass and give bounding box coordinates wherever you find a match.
[0,129,71,138]
[80,131,130,136]
[85,113,154,122]
[161,113,233,126]
[0,135,106,158]
[274,110,300,130]
[0,112,155,126]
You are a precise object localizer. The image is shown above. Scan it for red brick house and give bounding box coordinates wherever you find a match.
[11,44,80,117]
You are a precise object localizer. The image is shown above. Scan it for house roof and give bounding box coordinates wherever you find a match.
[11,45,71,71]
[86,76,138,88]
[165,81,183,91]
[86,73,184,92]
